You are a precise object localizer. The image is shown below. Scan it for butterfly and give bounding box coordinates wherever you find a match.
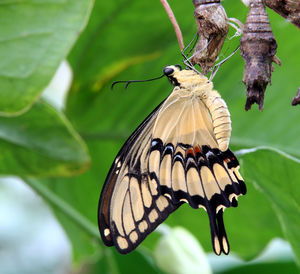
[98,65,246,255]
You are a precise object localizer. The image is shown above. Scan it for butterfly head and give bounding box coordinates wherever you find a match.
[163,65,212,90]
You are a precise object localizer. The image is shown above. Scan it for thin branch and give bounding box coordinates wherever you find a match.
[265,0,300,29]
[292,87,300,106]
[160,0,184,51]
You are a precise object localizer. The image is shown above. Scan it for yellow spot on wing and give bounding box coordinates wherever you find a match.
[233,167,243,181]
[213,164,232,191]
[216,204,226,213]
[226,166,238,183]
[198,204,207,211]
[138,220,148,233]
[149,150,160,176]
[186,167,204,197]
[149,209,158,223]
[123,192,135,235]
[159,154,172,188]
[141,180,152,208]
[149,178,158,195]
[156,196,169,212]
[104,228,110,237]
[200,166,221,200]
[214,236,221,255]
[164,193,172,199]
[172,161,187,192]
[222,236,229,254]
[229,193,238,202]
[111,176,129,236]
[117,236,129,250]
[129,231,138,243]
[130,177,144,222]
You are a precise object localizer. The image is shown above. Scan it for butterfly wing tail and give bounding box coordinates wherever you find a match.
[207,209,230,255]
[216,210,230,254]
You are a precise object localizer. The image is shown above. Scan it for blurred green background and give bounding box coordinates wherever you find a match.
[0,0,299,273]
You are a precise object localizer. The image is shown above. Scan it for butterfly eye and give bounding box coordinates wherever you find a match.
[163,67,174,76]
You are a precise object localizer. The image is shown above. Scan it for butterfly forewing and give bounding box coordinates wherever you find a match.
[98,101,179,254]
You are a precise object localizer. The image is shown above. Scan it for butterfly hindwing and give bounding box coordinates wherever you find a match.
[148,93,246,255]
[148,139,246,254]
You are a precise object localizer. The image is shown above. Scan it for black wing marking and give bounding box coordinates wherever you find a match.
[148,138,246,255]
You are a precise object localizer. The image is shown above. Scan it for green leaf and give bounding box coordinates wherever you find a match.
[0,0,93,115]
[220,261,298,274]
[0,100,90,177]
[94,248,161,274]
[239,147,300,266]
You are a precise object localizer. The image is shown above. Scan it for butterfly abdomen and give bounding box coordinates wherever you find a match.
[202,92,231,151]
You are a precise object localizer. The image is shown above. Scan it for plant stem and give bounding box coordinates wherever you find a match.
[159,0,184,50]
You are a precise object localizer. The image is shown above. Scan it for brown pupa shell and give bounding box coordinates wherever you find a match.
[191,0,229,75]
[240,0,278,111]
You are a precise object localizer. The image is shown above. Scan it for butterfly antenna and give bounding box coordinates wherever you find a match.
[111,74,165,89]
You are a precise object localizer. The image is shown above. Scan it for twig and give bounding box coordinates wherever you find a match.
[160,0,185,51]
[240,0,278,111]
[265,0,300,29]
[292,87,300,106]
[191,0,229,74]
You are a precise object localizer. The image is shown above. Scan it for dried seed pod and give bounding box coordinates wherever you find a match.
[292,87,300,106]
[240,0,278,111]
[191,0,229,75]
[265,0,300,29]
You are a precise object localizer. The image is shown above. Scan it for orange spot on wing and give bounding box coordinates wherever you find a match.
[187,148,194,155]
[194,145,201,154]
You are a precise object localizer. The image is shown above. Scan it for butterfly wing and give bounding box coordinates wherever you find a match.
[98,101,180,254]
[149,90,246,255]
